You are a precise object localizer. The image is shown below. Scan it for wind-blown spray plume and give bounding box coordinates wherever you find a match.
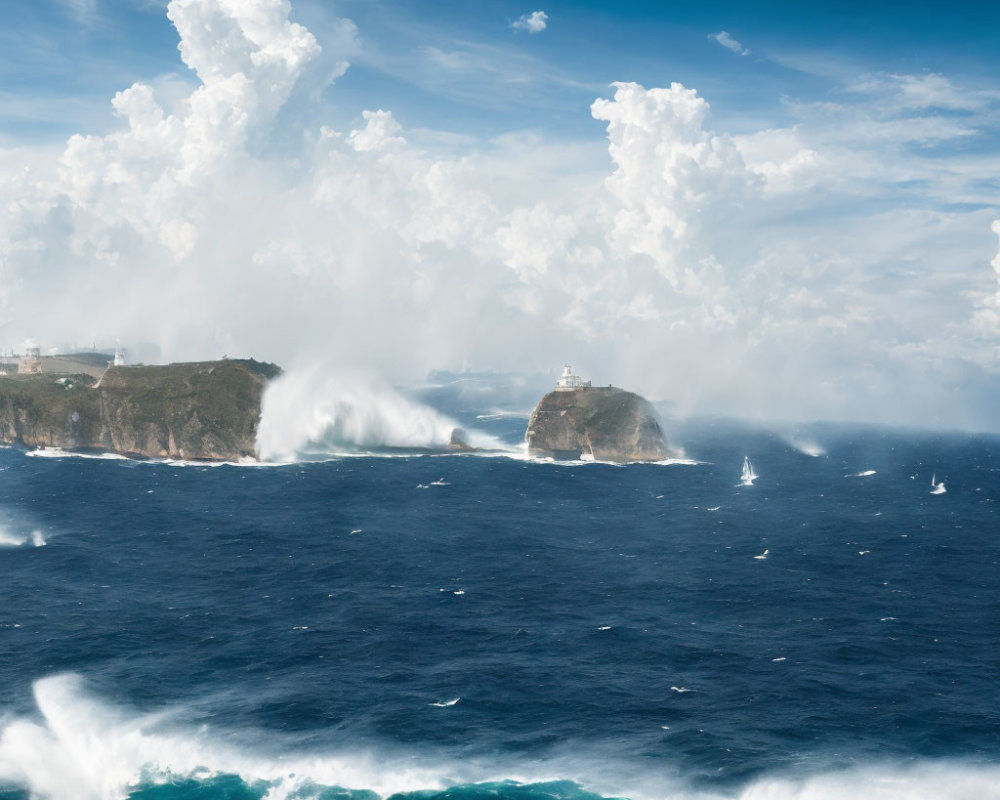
[0,509,47,547]
[0,674,449,800]
[256,364,505,460]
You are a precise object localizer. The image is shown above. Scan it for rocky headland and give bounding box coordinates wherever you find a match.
[525,385,671,463]
[0,359,280,461]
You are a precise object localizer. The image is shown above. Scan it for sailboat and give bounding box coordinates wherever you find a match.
[741,456,757,486]
[930,473,947,495]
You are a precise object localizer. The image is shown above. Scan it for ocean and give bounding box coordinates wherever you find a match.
[1,400,998,800]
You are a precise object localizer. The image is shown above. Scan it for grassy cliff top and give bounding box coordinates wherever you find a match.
[99,359,281,386]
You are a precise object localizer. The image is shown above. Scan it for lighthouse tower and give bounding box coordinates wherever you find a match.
[555,366,590,391]
[112,341,125,367]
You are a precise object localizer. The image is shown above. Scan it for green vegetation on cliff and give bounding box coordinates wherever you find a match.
[0,359,280,460]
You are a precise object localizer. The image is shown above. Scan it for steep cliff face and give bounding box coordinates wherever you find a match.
[0,359,280,460]
[525,387,671,463]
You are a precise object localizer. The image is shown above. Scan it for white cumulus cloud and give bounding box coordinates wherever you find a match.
[512,11,548,34]
[0,1,999,431]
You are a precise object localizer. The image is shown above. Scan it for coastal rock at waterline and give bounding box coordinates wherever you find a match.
[446,427,476,451]
[525,386,671,463]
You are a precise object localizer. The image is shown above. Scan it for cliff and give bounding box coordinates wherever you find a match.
[0,359,280,461]
[525,387,671,463]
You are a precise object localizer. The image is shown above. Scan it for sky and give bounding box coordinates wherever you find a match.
[1,0,1000,430]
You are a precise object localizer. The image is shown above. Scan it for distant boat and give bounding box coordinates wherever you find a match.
[741,456,757,486]
[930,474,947,495]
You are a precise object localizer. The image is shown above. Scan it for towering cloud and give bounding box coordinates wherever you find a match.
[0,0,998,430]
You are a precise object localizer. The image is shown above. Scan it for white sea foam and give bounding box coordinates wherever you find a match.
[737,762,1000,800]
[2,675,999,800]
[24,448,128,461]
[256,364,507,461]
[847,470,876,477]
[0,675,449,800]
[518,455,702,468]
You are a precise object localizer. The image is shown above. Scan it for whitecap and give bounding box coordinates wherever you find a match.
[2,676,998,800]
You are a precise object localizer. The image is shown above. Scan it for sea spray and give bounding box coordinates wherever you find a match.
[0,674,449,800]
[256,365,505,460]
[2,676,998,800]
[0,508,46,547]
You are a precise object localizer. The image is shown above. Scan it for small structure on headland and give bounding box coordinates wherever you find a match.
[18,345,42,375]
[526,366,671,463]
[0,343,116,379]
[555,366,591,391]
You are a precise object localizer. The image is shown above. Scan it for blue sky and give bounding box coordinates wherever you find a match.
[1,0,999,431]
[7,0,1000,140]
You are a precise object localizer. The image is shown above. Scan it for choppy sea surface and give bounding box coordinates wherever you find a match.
[1,407,998,800]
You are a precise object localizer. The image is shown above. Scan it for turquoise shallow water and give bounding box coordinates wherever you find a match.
[0,417,997,799]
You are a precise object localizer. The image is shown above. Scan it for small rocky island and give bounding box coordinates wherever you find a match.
[0,353,280,461]
[525,367,672,462]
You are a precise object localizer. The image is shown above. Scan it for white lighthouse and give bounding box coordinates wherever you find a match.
[113,341,125,367]
[555,365,590,391]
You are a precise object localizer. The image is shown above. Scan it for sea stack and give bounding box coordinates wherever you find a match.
[525,367,671,463]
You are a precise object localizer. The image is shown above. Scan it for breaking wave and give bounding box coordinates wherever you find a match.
[1,675,999,800]
[256,365,506,461]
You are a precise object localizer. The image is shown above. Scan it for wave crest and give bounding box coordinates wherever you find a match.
[256,365,504,461]
[2,675,1000,800]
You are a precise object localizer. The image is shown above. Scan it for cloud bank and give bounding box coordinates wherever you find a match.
[1,0,999,431]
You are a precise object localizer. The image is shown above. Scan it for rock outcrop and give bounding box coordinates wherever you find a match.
[525,386,671,463]
[0,359,280,460]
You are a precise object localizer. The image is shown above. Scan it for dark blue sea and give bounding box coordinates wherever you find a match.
[1,403,999,799]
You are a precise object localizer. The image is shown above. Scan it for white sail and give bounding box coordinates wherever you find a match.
[930,473,947,495]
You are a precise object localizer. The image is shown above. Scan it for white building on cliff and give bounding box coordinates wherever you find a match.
[555,365,591,390]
